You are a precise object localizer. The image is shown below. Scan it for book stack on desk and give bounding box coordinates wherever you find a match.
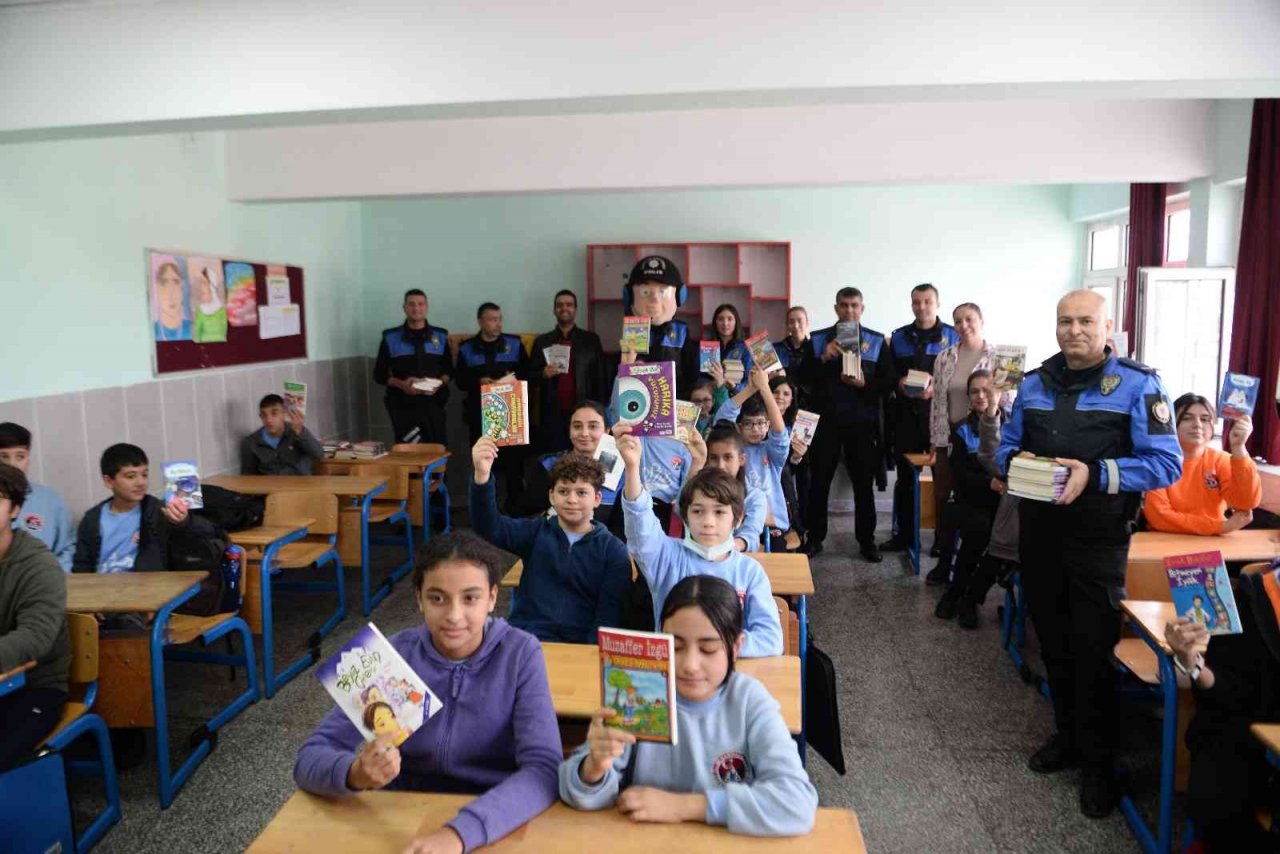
[327,440,388,460]
[1007,456,1068,502]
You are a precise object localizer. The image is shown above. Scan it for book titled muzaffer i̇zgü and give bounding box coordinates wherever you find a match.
[598,627,678,744]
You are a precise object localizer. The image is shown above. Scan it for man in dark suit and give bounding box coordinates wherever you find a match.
[525,289,606,452]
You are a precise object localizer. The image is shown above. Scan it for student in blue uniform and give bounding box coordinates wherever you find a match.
[517,401,621,529]
[559,574,817,836]
[373,288,453,445]
[703,424,767,552]
[0,423,75,572]
[711,366,792,547]
[457,302,529,505]
[996,289,1182,818]
[706,304,753,394]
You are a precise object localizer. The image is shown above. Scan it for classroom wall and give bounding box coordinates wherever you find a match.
[0,131,369,515]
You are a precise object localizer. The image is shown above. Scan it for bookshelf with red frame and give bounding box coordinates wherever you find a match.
[586,242,791,353]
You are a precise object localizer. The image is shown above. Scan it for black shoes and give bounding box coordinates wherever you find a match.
[1028,733,1079,774]
[924,562,949,586]
[956,598,979,629]
[929,541,942,558]
[802,539,824,557]
[860,543,883,563]
[878,537,908,552]
[934,591,959,620]
[1080,765,1120,819]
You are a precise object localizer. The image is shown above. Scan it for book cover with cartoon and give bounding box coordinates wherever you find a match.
[745,330,782,373]
[792,409,821,450]
[993,345,1027,391]
[1218,372,1259,420]
[480,380,530,446]
[162,461,203,510]
[1165,551,1243,636]
[699,340,721,373]
[316,623,442,745]
[675,400,701,441]
[615,362,677,437]
[598,627,678,744]
[621,316,651,354]
[283,380,308,418]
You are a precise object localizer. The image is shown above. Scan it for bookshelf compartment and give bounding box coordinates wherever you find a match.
[739,244,788,299]
[589,246,638,300]
[688,244,738,284]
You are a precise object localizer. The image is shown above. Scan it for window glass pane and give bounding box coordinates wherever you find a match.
[1166,209,1190,263]
[1090,285,1115,325]
[1141,278,1224,399]
[1090,225,1120,271]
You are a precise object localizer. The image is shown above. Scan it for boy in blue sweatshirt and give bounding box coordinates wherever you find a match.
[711,367,791,537]
[469,437,631,643]
[0,423,75,572]
[704,424,767,552]
[617,430,782,657]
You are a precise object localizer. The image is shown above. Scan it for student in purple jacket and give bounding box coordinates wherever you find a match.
[293,532,562,854]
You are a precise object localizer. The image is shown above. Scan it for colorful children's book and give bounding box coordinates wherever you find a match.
[903,369,932,398]
[791,409,821,451]
[283,380,307,418]
[543,344,571,373]
[480,380,530,446]
[746,330,782,373]
[1165,551,1243,636]
[675,400,701,442]
[699,340,721,373]
[621,316,651,354]
[316,623,442,745]
[594,434,625,492]
[598,627,678,745]
[162,460,203,510]
[616,362,677,437]
[1219,372,1260,420]
[992,346,1027,391]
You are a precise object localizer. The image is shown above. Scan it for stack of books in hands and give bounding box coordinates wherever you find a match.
[903,370,932,398]
[1007,456,1068,502]
[722,359,745,387]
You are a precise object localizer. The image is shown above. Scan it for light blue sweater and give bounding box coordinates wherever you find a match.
[711,400,791,530]
[735,488,766,553]
[558,672,817,836]
[13,483,75,573]
[623,489,782,657]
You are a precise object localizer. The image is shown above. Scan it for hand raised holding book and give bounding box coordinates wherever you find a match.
[821,340,843,363]
[614,429,643,471]
[1051,457,1090,505]
[1164,617,1211,681]
[749,365,770,394]
[684,427,707,473]
[347,733,402,790]
[471,437,499,485]
[580,706,637,784]
[1227,415,1253,456]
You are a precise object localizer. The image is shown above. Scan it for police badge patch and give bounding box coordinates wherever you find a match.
[1100,375,1121,395]
[1145,393,1175,435]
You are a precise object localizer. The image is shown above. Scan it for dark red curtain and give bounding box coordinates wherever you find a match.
[1123,183,1166,336]
[1230,99,1280,464]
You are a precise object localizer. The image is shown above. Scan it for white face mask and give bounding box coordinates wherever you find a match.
[681,530,736,560]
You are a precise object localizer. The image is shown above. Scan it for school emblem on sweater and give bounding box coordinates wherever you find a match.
[23,513,44,533]
[711,751,752,785]
[1204,472,1221,490]
[1100,375,1121,396]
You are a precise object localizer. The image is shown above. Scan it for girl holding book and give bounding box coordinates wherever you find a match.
[293,532,562,854]
[559,575,817,836]
[705,304,754,394]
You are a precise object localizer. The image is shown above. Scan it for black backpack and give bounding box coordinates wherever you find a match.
[168,512,237,616]
[194,484,264,532]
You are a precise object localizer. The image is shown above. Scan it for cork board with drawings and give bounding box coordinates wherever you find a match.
[148,249,308,374]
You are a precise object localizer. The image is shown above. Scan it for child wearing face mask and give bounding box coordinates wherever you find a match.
[617,431,782,657]
[559,575,816,835]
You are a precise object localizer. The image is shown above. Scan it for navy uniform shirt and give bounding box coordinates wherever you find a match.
[640,319,700,395]
[456,333,529,429]
[373,322,453,404]
[887,321,960,450]
[775,336,813,401]
[801,324,890,426]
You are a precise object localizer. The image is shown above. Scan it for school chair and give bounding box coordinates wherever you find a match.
[999,571,1051,700]
[773,596,800,656]
[36,612,122,851]
[393,442,453,539]
[355,463,415,611]
[252,493,345,697]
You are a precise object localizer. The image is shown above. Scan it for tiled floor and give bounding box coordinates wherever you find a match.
[75,513,1156,853]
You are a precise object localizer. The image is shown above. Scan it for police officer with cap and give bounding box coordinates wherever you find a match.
[373,288,452,445]
[996,289,1181,818]
[620,255,699,394]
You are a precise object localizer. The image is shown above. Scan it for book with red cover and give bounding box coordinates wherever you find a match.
[598,627,678,744]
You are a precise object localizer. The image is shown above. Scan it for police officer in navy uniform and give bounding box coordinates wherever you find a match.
[882,283,959,556]
[457,301,530,502]
[775,305,813,404]
[799,287,890,561]
[997,289,1181,818]
[621,255,699,395]
[373,288,453,445]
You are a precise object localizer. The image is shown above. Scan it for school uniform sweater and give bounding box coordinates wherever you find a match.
[13,483,75,572]
[468,477,630,643]
[623,489,782,657]
[736,488,767,553]
[0,530,70,692]
[293,618,562,853]
[710,399,792,529]
[1143,447,1263,535]
[559,672,817,836]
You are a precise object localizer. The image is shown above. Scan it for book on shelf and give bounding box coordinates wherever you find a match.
[316,623,443,746]
[698,341,721,373]
[621,316,651,354]
[1165,551,1242,636]
[992,346,1027,391]
[745,330,782,373]
[598,627,678,745]
[674,400,701,442]
[283,380,307,417]
[480,380,530,446]
[1218,372,1260,420]
[902,369,932,398]
[722,358,745,387]
[615,362,677,437]
[1007,455,1068,502]
[163,460,203,509]
[594,434,625,492]
[543,344,571,374]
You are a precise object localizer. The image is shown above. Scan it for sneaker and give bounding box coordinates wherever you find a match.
[860,543,883,563]
[1027,733,1078,774]
[924,562,949,586]
[878,537,908,552]
[1079,765,1120,818]
[957,598,979,629]
[934,591,959,620]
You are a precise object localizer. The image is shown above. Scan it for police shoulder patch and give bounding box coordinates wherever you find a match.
[1145,393,1175,435]
[1100,374,1121,396]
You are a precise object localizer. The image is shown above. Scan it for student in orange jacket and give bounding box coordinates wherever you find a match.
[1143,393,1261,535]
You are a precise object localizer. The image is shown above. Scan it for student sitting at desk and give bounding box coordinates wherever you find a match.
[514,401,619,530]
[294,532,562,854]
[559,575,817,835]
[469,437,630,643]
[1143,393,1261,535]
[617,430,782,656]
[0,422,75,572]
[0,462,70,771]
[702,424,767,553]
[240,393,324,476]
[1165,561,1280,853]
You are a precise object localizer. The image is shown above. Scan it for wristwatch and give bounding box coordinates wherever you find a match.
[1173,653,1205,684]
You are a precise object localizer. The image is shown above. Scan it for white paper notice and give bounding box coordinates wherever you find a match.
[266,274,291,307]
[259,304,301,339]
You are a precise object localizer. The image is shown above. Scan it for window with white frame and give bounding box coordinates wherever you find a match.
[1164,194,1191,268]
[1084,216,1128,331]
[1136,267,1235,401]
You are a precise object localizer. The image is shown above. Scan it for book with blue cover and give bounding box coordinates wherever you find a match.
[1219,372,1260,420]
[1164,551,1242,636]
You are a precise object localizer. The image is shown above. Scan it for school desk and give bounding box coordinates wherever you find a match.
[0,660,35,697]
[248,790,866,853]
[66,571,254,808]
[1128,530,1280,569]
[207,475,392,615]
[318,447,452,543]
[1260,466,1280,516]
[539,642,802,734]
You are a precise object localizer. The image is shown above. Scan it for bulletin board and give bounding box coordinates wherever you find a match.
[148,249,308,375]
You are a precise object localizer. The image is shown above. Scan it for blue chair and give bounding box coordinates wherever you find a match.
[357,463,415,613]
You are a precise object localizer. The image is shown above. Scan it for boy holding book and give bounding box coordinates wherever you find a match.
[240,393,324,476]
[710,366,792,542]
[0,422,75,572]
[469,437,631,643]
[617,431,782,656]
